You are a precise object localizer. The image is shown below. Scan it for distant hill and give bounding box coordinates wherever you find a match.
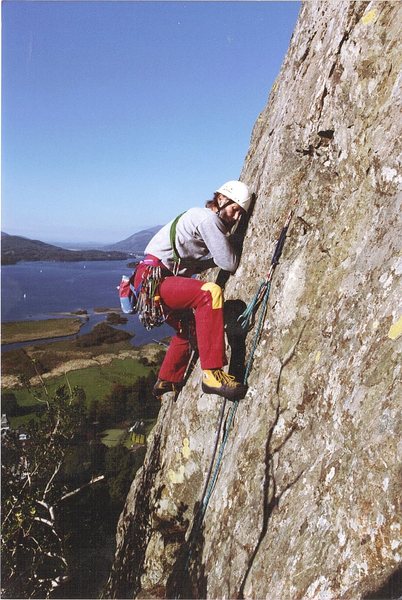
[1,232,131,265]
[103,225,162,253]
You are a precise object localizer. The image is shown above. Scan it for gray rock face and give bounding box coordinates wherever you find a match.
[106,1,402,598]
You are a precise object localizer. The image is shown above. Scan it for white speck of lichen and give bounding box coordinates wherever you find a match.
[275,415,286,435]
[377,513,385,526]
[326,467,336,484]
[338,529,347,547]
[349,519,359,532]
[317,515,330,530]
[379,272,393,288]
[393,257,402,275]
[381,166,400,183]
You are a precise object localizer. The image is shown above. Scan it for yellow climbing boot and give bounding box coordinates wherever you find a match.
[202,369,247,401]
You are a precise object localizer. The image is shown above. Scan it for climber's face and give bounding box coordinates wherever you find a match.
[217,195,245,225]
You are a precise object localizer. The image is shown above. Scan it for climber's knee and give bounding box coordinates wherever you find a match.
[201,282,223,309]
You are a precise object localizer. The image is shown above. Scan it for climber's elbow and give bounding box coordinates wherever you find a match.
[216,255,239,273]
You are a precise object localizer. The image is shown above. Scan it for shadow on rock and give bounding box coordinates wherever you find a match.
[166,501,208,599]
[224,299,248,383]
[238,398,304,599]
[363,565,402,600]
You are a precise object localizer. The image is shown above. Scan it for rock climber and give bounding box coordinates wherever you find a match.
[134,180,251,401]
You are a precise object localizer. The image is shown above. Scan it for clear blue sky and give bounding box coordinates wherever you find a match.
[2,1,300,245]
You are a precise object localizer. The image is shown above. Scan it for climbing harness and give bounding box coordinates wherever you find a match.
[178,200,297,591]
[136,212,185,327]
[118,213,186,329]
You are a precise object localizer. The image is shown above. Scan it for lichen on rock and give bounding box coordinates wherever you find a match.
[105,2,402,598]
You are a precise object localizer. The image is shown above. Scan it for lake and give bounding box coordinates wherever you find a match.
[1,260,171,349]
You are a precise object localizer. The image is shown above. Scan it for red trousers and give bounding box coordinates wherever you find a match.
[134,262,226,382]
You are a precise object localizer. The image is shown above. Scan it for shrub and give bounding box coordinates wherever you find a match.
[2,349,45,377]
[106,312,128,325]
[75,323,132,348]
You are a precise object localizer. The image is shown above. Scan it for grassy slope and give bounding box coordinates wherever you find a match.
[6,357,152,414]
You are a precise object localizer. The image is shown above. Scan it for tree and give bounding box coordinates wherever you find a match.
[104,445,146,509]
[2,392,19,416]
[1,384,89,598]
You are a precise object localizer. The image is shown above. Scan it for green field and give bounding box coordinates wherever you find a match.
[5,357,155,427]
[101,428,128,447]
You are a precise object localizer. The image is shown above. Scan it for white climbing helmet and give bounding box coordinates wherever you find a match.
[215,180,251,212]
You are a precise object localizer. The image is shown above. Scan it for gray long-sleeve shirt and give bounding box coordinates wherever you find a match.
[144,207,239,277]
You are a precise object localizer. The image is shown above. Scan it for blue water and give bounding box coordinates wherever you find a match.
[1,261,170,349]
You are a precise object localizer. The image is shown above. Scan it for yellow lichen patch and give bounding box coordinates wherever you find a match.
[361,9,377,25]
[315,351,321,364]
[168,465,185,484]
[201,282,223,309]
[388,316,402,340]
[182,438,191,459]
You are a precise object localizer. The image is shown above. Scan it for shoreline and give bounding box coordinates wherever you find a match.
[1,309,123,346]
